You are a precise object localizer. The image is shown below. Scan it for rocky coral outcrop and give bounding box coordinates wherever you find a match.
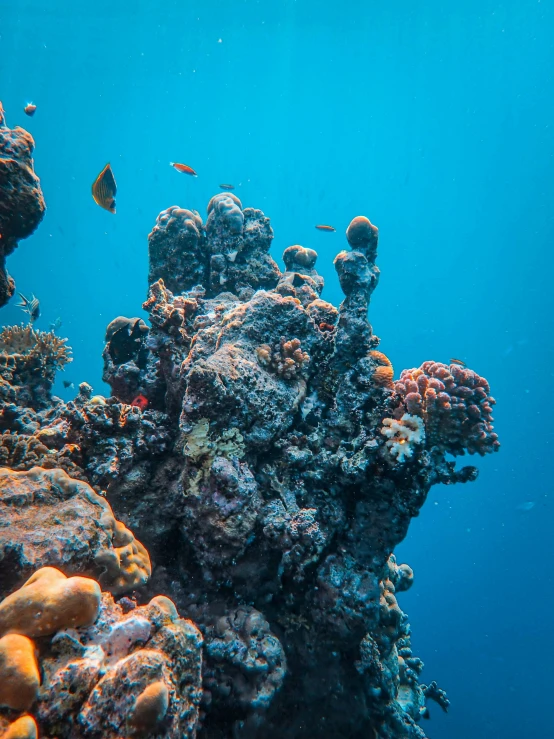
[0,569,203,739]
[0,179,500,739]
[0,102,45,308]
[0,467,151,596]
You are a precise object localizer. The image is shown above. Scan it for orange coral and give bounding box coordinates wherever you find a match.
[0,634,40,711]
[370,350,394,387]
[1,715,38,739]
[0,567,101,638]
[369,350,392,367]
[372,365,394,387]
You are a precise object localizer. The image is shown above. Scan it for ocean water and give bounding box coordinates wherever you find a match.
[2,0,553,736]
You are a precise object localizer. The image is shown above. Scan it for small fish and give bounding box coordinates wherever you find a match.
[92,163,116,213]
[219,184,235,190]
[170,162,197,176]
[315,224,336,232]
[49,317,62,331]
[24,103,37,117]
[17,292,40,322]
[516,501,535,512]
[130,394,149,411]
[450,358,466,367]
[63,380,74,389]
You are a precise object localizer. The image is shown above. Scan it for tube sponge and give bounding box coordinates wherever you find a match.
[0,567,101,638]
[0,634,39,711]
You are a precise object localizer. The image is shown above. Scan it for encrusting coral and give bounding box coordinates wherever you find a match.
[0,112,500,739]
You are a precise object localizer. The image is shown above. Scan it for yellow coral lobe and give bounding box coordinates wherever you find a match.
[1,715,38,739]
[0,567,101,638]
[0,634,40,711]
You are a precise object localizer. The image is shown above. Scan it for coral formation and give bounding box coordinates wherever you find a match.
[0,570,203,739]
[381,414,425,463]
[0,714,38,739]
[0,467,151,595]
[256,337,310,379]
[0,567,101,637]
[0,634,40,711]
[394,361,499,456]
[0,158,500,737]
[0,103,45,307]
[0,325,71,408]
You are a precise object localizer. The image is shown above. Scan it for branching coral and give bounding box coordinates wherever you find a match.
[0,325,71,407]
[394,361,499,456]
[381,414,425,463]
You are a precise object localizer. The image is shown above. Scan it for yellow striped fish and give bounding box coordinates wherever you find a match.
[92,163,116,213]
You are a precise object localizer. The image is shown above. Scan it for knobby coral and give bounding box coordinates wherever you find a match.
[393,361,499,456]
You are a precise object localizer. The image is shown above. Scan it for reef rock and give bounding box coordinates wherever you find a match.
[0,102,45,308]
[0,570,203,739]
[0,176,500,739]
[0,467,151,596]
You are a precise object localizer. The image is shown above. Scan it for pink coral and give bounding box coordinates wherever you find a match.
[393,361,499,456]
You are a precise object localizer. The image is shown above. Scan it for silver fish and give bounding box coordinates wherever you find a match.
[17,293,40,322]
[49,317,62,331]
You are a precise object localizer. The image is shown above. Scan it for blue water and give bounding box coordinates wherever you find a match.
[2,1,553,735]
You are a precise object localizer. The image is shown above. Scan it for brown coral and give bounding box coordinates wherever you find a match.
[0,431,85,480]
[0,325,71,407]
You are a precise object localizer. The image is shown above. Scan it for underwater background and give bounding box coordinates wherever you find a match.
[2,0,553,735]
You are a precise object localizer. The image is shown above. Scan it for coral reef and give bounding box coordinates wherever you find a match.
[0,467,151,596]
[0,325,71,408]
[0,171,500,738]
[0,103,45,307]
[0,569,203,739]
